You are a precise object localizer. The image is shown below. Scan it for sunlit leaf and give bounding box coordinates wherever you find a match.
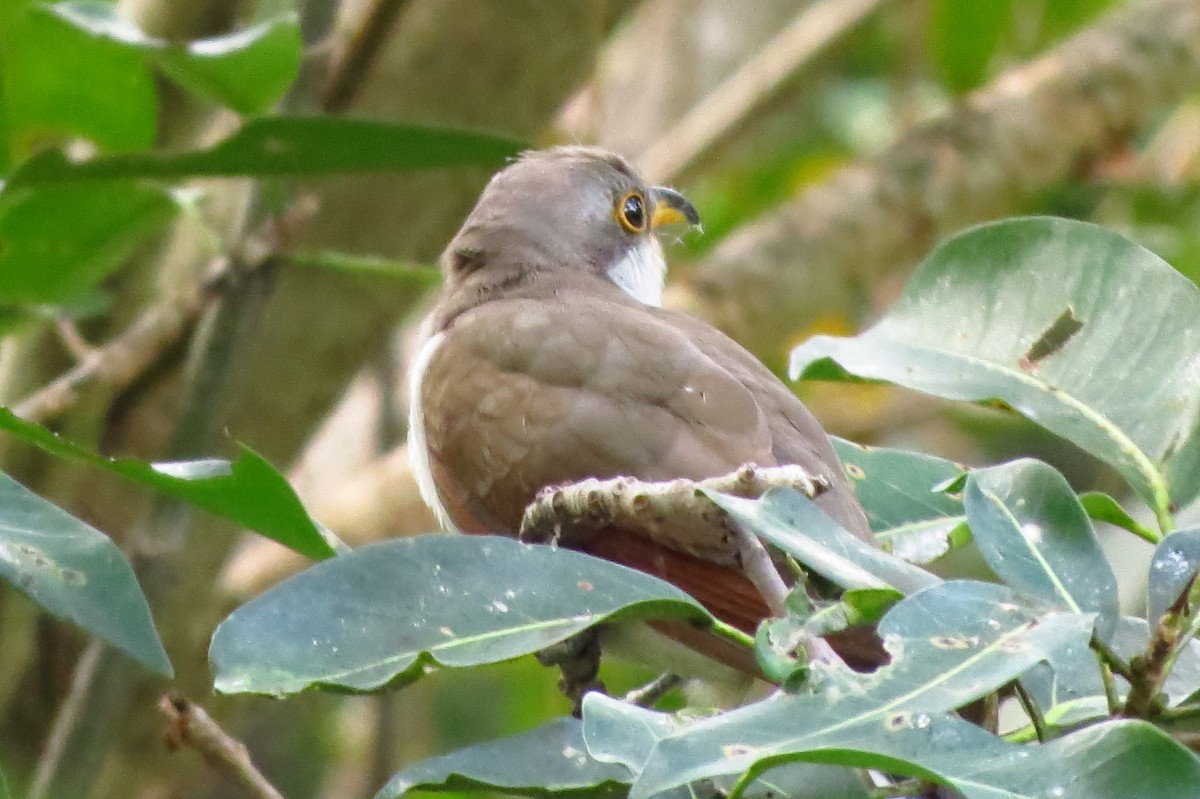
[0,408,337,561]
[791,218,1200,523]
[1079,491,1159,543]
[831,438,968,564]
[46,2,301,114]
[930,0,1011,93]
[705,487,939,595]
[210,536,713,696]
[10,116,526,185]
[0,472,169,676]
[965,459,1119,637]
[0,182,178,304]
[376,717,631,799]
[1,0,157,155]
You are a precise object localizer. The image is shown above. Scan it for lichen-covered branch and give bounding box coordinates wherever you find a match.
[689,0,1200,357]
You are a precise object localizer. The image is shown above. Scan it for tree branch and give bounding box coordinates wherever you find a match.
[160,695,285,799]
[687,0,1200,357]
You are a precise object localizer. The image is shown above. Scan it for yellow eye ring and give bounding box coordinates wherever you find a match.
[615,191,648,233]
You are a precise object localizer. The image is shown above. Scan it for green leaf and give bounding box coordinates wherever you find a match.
[1079,491,1160,544]
[1148,528,1200,624]
[831,438,969,564]
[791,218,1200,524]
[210,535,712,696]
[704,487,939,595]
[376,717,632,799]
[0,762,8,799]
[1,0,158,156]
[603,581,1095,798]
[0,471,170,676]
[10,116,527,185]
[46,2,301,114]
[930,0,1011,93]
[0,408,337,561]
[581,695,868,799]
[0,182,178,304]
[965,459,1119,636]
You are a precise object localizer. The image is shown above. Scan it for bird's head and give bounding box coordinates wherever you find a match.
[441,146,700,306]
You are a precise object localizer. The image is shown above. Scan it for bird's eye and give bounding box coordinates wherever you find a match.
[616,191,647,233]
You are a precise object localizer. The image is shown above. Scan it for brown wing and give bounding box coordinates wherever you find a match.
[418,291,871,647]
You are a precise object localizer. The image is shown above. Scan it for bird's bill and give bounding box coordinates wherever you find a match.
[650,186,701,229]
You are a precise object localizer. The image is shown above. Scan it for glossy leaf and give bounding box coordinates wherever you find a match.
[965,459,1119,637]
[0,472,169,676]
[1,0,157,155]
[831,438,968,563]
[791,218,1200,521]
[10,116,526,185]
[0,182,178,304]
[615,581,1094,798]
[210,535,712,696]
[0,408,337,561]
[1148,528,1200,624]
[376,718,631,799]
[705,487,939,595]
[46,2,301,114]
[582,695,867,799]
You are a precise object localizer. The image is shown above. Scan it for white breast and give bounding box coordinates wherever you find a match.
[607,237,667,306]
[407,328,458,532]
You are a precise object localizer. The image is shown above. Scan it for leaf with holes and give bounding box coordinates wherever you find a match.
[965,459,1118,637]
[0,472,169,676]
[831,438,969,564]
[210,535,713,696]
[791,218,1200,525]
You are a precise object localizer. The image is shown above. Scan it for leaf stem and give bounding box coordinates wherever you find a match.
[710,619,755,649]
[1012,681,1048,742]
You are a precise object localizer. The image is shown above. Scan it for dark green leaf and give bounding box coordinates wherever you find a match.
[0,471,169,675]
[930,0,1011,93]
[376,717,631,799]
[705,487,939,595]
[1079,491,1160,543]
[601,581,1095,798]
[1148,528,1200,625]
[1,0,157,156]
[0,408,337,561]
[791,218,1200,522]
[0,182,178,304]
[831,438,969,564]
[965,459,1118,636]
[46,3,301,114]
[10,116,526,185]
[210,535,712,696]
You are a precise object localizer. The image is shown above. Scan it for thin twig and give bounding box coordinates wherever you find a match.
[1090,635,1136,684]
[636,0,891,184]
[320,0,413,112]
[14,274,217,423]
[1012,680,1047,743]
[625,673,683,708]
[27,641,102,799]
[160,695,285,799]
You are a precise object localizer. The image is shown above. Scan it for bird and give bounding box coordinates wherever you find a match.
[408,146,874,687]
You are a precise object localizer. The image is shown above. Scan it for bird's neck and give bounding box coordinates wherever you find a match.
[604,237,667,306]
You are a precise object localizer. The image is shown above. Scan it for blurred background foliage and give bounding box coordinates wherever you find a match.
[0,0,1198,797]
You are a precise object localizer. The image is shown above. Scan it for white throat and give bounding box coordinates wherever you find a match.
[607,237,667,306]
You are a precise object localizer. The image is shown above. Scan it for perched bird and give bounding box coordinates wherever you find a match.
[408,146,873,683]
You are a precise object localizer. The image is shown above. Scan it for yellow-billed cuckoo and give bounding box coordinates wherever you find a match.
[409,146,873,678]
